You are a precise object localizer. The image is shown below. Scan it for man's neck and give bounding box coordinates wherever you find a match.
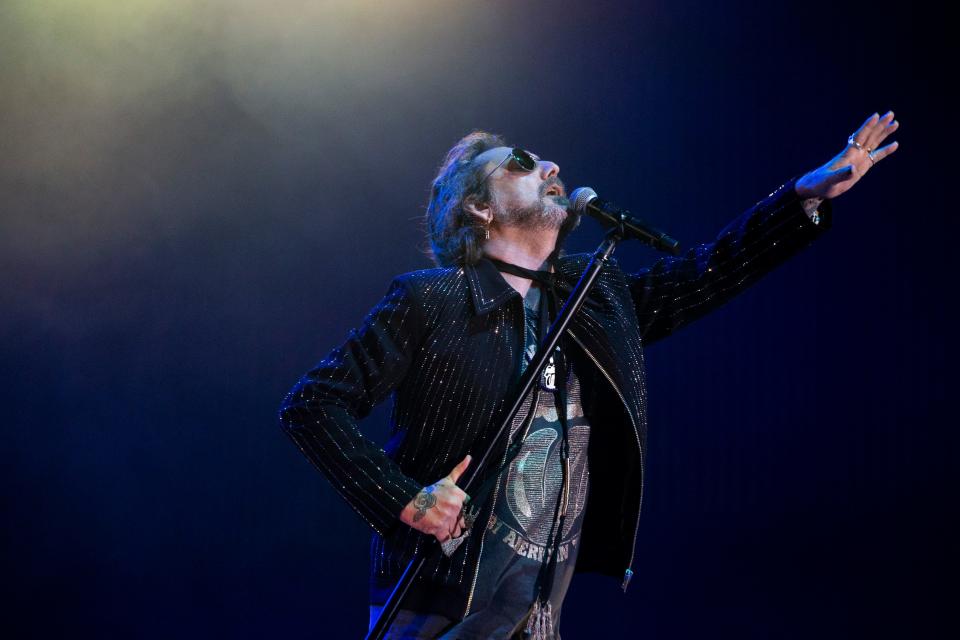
[483,227,559,298]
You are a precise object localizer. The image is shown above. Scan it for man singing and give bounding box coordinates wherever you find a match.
[278,112,899,639]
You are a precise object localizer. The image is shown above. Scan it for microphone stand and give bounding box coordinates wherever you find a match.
[367,222,655,639]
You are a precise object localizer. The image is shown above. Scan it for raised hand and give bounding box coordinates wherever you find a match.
[400,454,472,543]
[795,111,900,200]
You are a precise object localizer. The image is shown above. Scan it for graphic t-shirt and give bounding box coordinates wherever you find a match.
[441,285,591,639]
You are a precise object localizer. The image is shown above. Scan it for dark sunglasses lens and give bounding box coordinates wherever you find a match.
[512,149,537,171]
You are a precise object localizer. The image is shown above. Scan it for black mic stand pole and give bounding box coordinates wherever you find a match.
[368,221,661,639]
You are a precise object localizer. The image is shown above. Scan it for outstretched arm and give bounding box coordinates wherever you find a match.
[629,111,900,346]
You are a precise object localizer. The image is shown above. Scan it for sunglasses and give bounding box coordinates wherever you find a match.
[478,148,539,186]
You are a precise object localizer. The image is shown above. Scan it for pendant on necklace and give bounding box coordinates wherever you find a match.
[541,354,557,391]
[525,343,560,392]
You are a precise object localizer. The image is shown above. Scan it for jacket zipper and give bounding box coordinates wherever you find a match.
[463,446,506,617]
[567,330,644,593]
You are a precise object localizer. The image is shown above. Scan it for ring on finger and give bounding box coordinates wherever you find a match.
[848,135,874,154]
[848,134,876,162]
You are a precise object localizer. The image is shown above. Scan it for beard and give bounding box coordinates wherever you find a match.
[495,198,566,230]
[492,177,581,235]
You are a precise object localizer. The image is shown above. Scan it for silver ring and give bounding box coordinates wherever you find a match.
[849,135,876,164]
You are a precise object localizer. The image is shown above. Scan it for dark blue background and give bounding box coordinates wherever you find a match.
[1,1,952,637]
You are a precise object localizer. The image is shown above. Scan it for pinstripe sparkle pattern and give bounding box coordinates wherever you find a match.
[277,176,833,620]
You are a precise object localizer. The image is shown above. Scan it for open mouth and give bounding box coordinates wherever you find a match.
[544,185,563,197]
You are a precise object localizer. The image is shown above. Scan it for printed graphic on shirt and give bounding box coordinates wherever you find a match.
[505,424,590,544]
[485,512,581,565]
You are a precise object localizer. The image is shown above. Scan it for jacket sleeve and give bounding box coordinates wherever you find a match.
[278,277,426,536]
[628,176,833,346]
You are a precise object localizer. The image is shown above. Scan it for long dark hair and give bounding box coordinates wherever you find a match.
[425,131,506,267]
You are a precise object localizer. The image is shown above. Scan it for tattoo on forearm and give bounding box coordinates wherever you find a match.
[413,486,437,522]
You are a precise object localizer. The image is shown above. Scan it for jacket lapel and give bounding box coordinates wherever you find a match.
[464,257,522,316]
[465,255,630,401]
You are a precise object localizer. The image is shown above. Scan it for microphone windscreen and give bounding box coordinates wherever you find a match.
[569,187,598,214]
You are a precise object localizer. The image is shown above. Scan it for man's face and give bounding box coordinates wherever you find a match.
[473,146,569,231]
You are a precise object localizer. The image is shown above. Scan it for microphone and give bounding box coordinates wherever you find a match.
[568,187,681,256]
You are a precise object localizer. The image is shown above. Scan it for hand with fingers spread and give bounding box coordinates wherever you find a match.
[400,454,472,543]
[795,111,900,200]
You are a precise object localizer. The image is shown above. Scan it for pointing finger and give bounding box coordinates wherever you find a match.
[447,454,472,485]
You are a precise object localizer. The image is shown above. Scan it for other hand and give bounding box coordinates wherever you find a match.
[400,454,472,543]
[795,111,900,200]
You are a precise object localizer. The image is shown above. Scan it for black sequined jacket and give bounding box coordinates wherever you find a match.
[278,177,832,621]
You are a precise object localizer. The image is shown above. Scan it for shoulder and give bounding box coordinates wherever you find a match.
[388,264,467,302]
[394,264,463,287]
[556,252,625,278]
[555,253,634,309]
